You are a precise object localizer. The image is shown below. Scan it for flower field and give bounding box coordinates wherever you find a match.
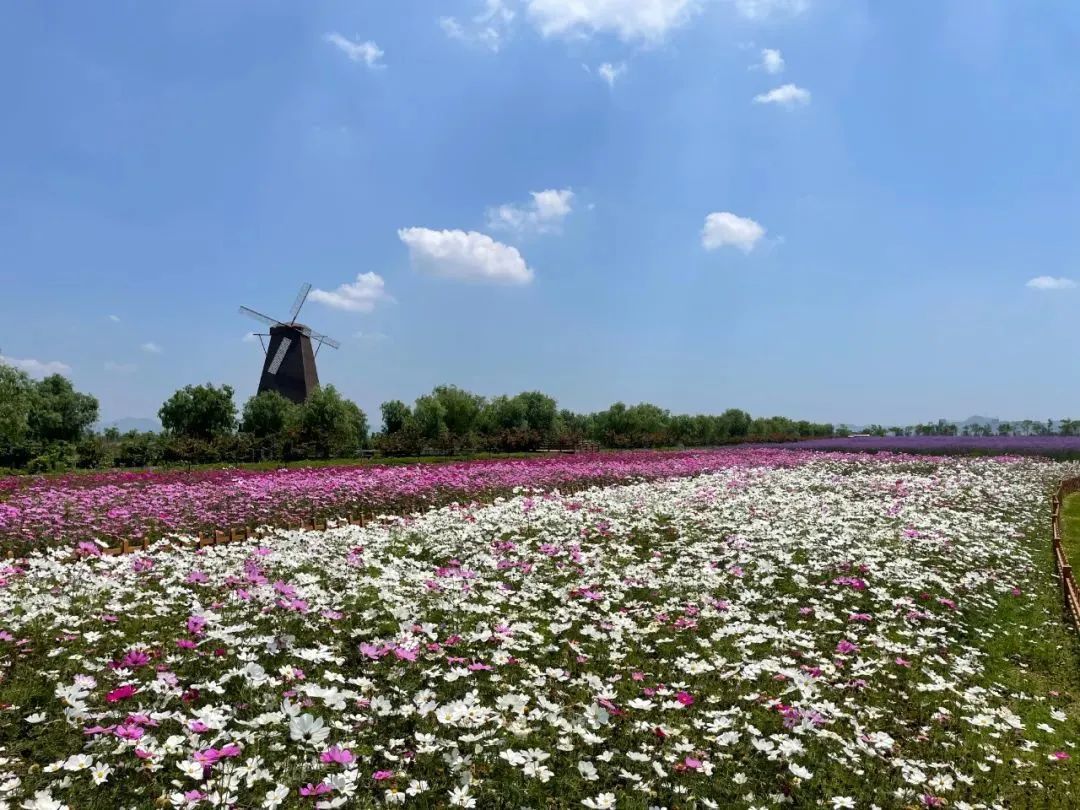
[1,449,838,553]
[2,455,1080,808]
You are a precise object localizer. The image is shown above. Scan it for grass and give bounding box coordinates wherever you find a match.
[1061,492,1080,562]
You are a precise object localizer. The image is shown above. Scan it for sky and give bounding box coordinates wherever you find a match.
[3,0,1080,428]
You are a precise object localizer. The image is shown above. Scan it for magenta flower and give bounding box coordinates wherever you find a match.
[836,639,859,655]
[320,745,355,765]
[105,684,137,703]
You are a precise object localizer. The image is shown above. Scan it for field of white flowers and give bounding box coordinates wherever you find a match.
[2,456,1079,809]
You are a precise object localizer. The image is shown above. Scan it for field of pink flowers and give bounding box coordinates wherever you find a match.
[2,449,840,552]
[1,455,1079,808]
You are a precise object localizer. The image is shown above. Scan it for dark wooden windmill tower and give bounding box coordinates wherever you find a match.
[240,283,341,404]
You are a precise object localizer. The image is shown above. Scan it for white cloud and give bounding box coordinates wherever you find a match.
[441,0,514,51]
[242,332,259,343]
[526,0,701,43]
[730,0,809,20]
[0,355,71,378]
[487,188,575,235]
[107,314,120,323]
[759,48,784,74]
[324,33,385,68]
[701,212,766,252]
[398,227,534,284]
[309,272,391,313]
[104,361,137,374]
[1027,276,1077,291]
[597,62,627,86]
[141,342,163,354]
[753,83,811,107]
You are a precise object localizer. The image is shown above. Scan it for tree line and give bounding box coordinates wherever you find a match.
[0,364,837,472]
[846,418,1080,437]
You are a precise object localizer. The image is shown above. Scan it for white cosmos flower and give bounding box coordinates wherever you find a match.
[289,713,330,747]
[582,794,617,809]
[789,763,813,780]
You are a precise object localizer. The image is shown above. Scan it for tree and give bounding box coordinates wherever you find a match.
[27,374,99,444]
[380,400,411,435]
[433,385,483,446]
[413,394,448,444]
[0,363,33,447]
[296,385,367,458]
[515,391,558,437]
[159,384,236,439]
[240,390,296,438]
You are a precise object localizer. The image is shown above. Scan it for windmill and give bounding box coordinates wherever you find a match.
[240,283,341,404]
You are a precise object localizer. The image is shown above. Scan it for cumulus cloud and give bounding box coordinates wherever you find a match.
[597,62,627,86]
[398,227,534,284]
[441,0,514,51]
[1026,276,1077,291]
[104,361,137,374]
[107,314,120,323]
[758,48,784,74]
[753,83,811,107]
[324,33,385,67]
[526,0,700,43]
[487,188,575,235]
[141,342,163,354]
[0,355,71,378]
[309,273,391,313]
[701,212,766,252]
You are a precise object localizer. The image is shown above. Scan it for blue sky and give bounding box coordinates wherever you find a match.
[3,0,1080,427]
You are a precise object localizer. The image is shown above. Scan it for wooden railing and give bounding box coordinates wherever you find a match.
[1052,477,1080,633]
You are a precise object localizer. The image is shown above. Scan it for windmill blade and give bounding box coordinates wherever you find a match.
[239,306,285,328]
[266,337,292,375]
[302,327,341,350]
[288,283,312,323]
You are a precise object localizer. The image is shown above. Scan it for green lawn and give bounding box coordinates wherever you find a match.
[1061,492,1080,560]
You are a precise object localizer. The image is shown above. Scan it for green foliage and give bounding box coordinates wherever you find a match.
[240,390,297,438]
[26,441,77,473]
[380,400,411,434]
[158,383,237,439]
[295,385,368,459]
[26,374,98,444]
[0,364,33,446]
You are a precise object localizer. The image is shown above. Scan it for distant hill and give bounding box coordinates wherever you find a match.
[98,417,161,434]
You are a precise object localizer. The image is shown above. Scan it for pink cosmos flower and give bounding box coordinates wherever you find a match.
[106,685,137,703]
[372,770,395,781]
[836,639,859,655]
[186,616,207,635]
[320,745,355,765]
[299,783,332,796]
[1051,751,1071,761]
[675,691,695,706]
[115,721,144,743]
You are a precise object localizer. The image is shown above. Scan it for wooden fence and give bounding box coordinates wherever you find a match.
[1052,476,1080,634]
